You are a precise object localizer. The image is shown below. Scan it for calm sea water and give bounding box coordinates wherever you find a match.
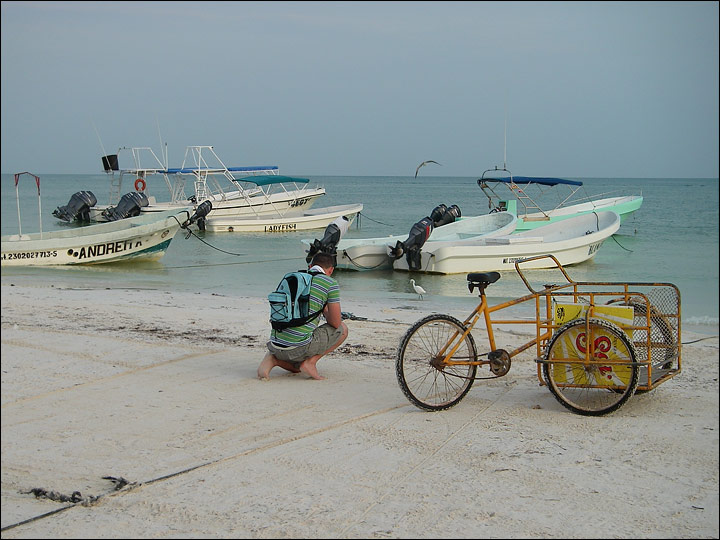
[2,173,718,332]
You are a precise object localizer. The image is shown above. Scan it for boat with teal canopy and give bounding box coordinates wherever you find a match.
[58,145,362,233]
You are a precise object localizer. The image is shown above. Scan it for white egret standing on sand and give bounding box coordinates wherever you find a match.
[410,279,426,300]
[414,160,441,178]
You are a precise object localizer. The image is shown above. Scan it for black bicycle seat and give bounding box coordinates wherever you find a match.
[467,272,501,293]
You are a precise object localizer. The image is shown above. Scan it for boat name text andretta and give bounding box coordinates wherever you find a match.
[71,240,143,260]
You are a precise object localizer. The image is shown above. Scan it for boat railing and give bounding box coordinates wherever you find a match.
[169,175,189,204]
[12,172,42,239]
[476,167,642,219]
[101,144,298,210]
[479,167,552,218]
[510,183,548,218]
[576,188,644,202]
[105,146,170,205]
[178,145,282,206]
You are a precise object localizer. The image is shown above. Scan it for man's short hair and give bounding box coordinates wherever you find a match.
[311,252,335,269]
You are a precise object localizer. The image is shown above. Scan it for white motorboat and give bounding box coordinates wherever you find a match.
[301,207,517,271]
[3,172,208,266]
[205,203,363,233]
[57,145,327,225]
[478,167,643,230]
[392,211,621,274]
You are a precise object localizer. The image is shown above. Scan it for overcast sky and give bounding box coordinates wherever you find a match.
[1,1,717,178]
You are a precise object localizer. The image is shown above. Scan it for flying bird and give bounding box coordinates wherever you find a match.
[410,279,427,300]
[414,160,441,178]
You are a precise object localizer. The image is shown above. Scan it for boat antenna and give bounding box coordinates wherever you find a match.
[156,116,168,168]
[503,105,507,170]
[91,119,109,161]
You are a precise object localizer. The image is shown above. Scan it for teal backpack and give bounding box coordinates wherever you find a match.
[268,270,325,330]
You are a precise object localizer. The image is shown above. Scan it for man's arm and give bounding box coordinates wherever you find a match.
[324,301,342,328]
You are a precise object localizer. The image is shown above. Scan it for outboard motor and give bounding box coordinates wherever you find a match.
[101,191,149,221]
[181,200,213,233]
[388,203,461,270]
[305,216,351,265]
[53,191,98,222]
[429,204,448,225]
[388,215,435,269]
[434,204,461,227]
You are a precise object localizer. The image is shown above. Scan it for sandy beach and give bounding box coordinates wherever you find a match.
[1,280,718,539]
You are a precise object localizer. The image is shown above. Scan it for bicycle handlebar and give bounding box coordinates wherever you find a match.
[514,254,575,294]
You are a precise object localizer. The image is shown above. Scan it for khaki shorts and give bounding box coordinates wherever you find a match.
[267,323,344,364]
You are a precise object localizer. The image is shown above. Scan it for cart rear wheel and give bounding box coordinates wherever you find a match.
[396,314,477,411]
[543,318,639,416]
[605,298,678,393]
[606,298,677,369]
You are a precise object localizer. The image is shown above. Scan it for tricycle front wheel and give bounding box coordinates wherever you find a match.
[396,314,477,411]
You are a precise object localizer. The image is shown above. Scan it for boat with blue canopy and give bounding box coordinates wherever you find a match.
[478,167,643,230]
[57,145,362,232]
[89,145,327,224]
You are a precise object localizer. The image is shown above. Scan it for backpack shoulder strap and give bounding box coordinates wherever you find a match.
[300,270,327,324]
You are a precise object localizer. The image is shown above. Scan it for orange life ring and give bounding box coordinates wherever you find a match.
[134,178,146,191]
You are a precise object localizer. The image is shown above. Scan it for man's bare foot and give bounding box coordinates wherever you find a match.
[257,354,277,379]
[299,359,325,380]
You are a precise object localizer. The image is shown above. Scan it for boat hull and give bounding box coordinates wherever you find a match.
[393,211,621,274]
[322,212,518,271]
[2,209,189,266]
[90,187,327,222]
[203,203,363,233]
[335,239,398,271]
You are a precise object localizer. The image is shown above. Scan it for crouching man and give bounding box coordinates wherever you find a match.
[257,252,348,380]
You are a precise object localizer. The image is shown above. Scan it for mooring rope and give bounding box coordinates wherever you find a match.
[341,251,393,271]
[611,234,633,252]
[358,211,393,227]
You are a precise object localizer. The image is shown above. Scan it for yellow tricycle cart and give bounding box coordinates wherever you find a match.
[396,254,682,416]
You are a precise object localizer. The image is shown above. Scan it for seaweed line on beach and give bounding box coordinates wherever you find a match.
[1,318,262,349]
